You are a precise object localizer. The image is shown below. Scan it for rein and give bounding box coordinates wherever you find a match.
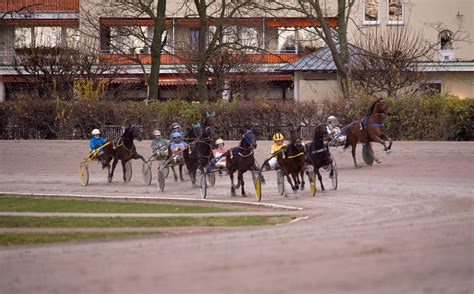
[287,151,305,159]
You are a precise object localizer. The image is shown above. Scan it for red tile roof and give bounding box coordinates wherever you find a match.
[0,0,79,13]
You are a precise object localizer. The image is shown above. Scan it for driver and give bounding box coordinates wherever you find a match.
[170,131,188,159]
[151,129,168,160]
[89,128,107,164]
[266,133,286,170]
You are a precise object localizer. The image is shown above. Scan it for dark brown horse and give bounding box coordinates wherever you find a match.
[102,125,145,182]
[225,129,259,197]
[277,127,307,192]
[344,98,393,167]
[306,124,333,191]
[183,114,218,185]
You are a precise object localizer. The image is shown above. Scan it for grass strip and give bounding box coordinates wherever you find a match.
[0,215,293,228]
[0,232,160,246]
[0,195,234,214]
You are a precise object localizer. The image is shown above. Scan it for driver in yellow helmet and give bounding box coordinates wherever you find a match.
[267,133,286,170]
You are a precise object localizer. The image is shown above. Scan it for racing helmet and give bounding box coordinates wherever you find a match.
[153,130,161,136]
[91,129,100,135]
[327,116,339,126]
[215,138,224,145]
[171,122,180,130]
[171,131,182,139]
[272,133,284,141]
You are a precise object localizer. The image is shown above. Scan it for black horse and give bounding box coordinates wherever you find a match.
[102,125,145,183]
[277,127,307,192]
[225,129,259,197]
[306,124,333,191]
[183,114,218,185]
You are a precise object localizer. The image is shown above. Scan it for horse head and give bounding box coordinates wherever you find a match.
[123,125,142,141]
[368,98,390,116]
[242,129,257,149]
[314,124,331,142]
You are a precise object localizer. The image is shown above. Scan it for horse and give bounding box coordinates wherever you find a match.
[102,125,145,182]
[344,98,393,168]
[277,127,307,192]
[183,114,218,185]
[306,124,333,191]
[225,129,259,197]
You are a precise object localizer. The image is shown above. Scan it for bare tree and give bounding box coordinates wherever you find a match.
[178,0,258,101]
[81,0,167,102]
[351,26,433,97]
[12,47,118,100]
[260,0,356,98]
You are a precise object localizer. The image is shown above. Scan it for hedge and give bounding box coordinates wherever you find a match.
[0,94,472,141]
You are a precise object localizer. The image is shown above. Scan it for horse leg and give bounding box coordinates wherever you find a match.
[171,165,178,182]
[286,173,297,192]
[121,160,128,182]
[179,163,185,182]
[299,170,305,191]
[109,158,119,183]
[238,170,247,197]
[351,141,360,168]
[381,134,393,153]
[316,169,325,191]
[229,170,236,196]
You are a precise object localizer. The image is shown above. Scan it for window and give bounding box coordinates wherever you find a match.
[388,0,403,24]
[239,27,258,51]
[363,0,379,25]
[35,27,61,47]
[110,26,148,54]
[190,27,200,50]
[297,27,325,52]
[439,30,453,50]
[66,27,80,49]
[278,27,296,53]
[14,26,78,49]
[420,81,441,94]
[14,27,32,48]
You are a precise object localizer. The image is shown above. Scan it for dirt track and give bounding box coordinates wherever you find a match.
[0,140,473,293]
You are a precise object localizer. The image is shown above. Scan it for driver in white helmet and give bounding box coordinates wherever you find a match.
[89,128,107,163]
[169,122,185,140]
[326,115,344,147]
[212,138,229,172]
[151,129,168,159]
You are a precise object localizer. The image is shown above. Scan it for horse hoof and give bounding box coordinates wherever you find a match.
[386,150,391,154]
[242,193,247,197]
[174,177,178,182]
[376,159,382,164]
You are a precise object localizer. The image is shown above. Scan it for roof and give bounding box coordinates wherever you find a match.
[279,43,362,72]
[0,0,79,13]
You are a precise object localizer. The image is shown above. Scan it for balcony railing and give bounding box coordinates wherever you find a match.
[99,52,301,65]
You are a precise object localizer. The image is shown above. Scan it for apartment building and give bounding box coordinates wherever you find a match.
[0,0,337,101]
[287,0,474,101]
[1,0,472,101]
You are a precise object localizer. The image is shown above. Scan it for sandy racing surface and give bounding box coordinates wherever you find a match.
[0,140,473,293]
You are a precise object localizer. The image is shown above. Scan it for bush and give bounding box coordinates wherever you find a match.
[0,95,472,140]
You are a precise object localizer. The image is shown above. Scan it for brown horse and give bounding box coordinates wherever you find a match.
[305,124,333,191]
[102,125,145,182]
[225,129,259,197]
[277,127,307,192]
[344,98,393,167]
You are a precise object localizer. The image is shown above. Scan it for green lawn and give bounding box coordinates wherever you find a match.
[0,232,161,246]
[0,215,292,228]
[0,195,235,214]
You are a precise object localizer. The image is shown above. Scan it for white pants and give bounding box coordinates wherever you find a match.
[268,157,279,169]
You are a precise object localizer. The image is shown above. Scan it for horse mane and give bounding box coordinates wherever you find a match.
[367,98,383,116]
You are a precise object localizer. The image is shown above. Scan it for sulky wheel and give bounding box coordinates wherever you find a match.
[362,143,375,166]
[158,167,166,191]
[277,170,285,196]
[254,173,262,202]
[309,172,316,196]
[200,174,207,199]
[207,172,216,186]
[330,155,338,190]
[125,161,133,181]
[142,162,152,186]
[79,162,89,186]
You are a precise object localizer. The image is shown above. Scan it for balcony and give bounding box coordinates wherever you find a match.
[99,52,301,65]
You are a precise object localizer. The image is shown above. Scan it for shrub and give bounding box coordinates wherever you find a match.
[1,95,472,140]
